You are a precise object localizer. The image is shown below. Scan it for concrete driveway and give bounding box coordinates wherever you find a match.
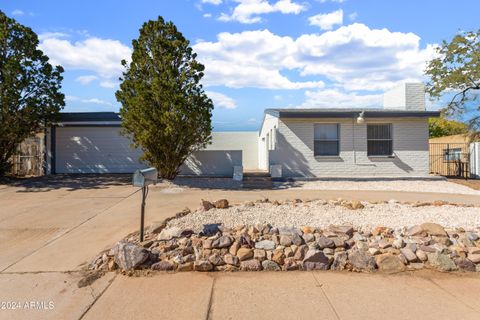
[1,175,480,319]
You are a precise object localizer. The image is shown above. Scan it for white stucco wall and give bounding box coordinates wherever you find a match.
[204,132,258,170]
[269,117,429,178]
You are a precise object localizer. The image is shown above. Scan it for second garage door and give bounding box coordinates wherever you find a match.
[55,126,146,173]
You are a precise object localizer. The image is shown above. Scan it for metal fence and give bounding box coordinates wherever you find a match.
[9,137,44,177]
[429,142,470,178]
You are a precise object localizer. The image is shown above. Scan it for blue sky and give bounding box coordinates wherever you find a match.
[4,0,479,131]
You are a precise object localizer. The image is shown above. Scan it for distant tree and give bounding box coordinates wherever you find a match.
[0,11,64,176]
[425,30,480,132]
[116,16,213,180]
[428,117,469,138]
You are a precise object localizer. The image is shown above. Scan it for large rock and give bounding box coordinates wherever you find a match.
[317,236,335,249]
[208,253,225,266]
[194,260,213,271]
[112,241,149,271]
[201,200,214,211]
[302,250,331,270]
[420,223,447,237]
[240,259,262,271]
[455,258,476,272]
[375,254,406,273]
[272,250,285,265]
[348,250,376,271]
[177,262,194,272]
[151,260,175,271]
[291,233,304,246]
[328,225,354,237]
[467,254,480,264]
[237,248,254,261]
[280,235,293,246]
[213,199,229,209]
[223,254,240,266]
[344,200,364,210]
[255,240,276,250]
[406,225,425,237]
[427,253,457,271]
[262,260,281,271]
[400,248,417,262]
[331,252,348,270]
[212,235,232,249]
[157,227,182,241]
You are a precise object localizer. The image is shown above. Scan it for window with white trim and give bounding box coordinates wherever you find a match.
[367,124,393,156]
[314,124,340,156]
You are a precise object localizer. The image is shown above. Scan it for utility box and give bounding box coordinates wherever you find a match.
[132,167,158,187]
[270,164,282,178]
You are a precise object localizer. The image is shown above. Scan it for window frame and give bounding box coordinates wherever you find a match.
[367,123,393,157]
[313,123,340,157]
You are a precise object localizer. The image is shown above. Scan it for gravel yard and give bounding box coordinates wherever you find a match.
[279,180,480,195]
[155,178,480,195]
[167,200,480,232]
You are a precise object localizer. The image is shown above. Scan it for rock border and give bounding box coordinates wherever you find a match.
[89,199,480,275]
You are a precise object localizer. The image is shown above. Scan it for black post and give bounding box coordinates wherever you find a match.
[140,186,146,242]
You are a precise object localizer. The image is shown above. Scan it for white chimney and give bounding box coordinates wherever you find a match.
[384,83,425,111]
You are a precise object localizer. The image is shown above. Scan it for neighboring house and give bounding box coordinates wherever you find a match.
[429,134,480,178]
[45,83,440,178]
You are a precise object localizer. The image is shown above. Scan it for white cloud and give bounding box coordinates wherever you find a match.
[218,0,306,24]
[298,89,383,108]
[203,13,213,18]
[65,95,78,102]
[12,9,24,16]
[295,23,437,90]
[75,75,98,85]
[193,29,324,89]
[206,91,237,109]
[274,95,282,101]
[308,9,343,30]
[202,0,223,4]
[247,118,258,123]
[39,33,131,90]
[193,24,435,91]
[81,98,114,106]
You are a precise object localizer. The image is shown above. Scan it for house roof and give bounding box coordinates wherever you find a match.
[58,112,122,122]
[265,108,440,119]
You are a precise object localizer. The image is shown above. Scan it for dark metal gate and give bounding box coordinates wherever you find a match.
[429,143,470,178]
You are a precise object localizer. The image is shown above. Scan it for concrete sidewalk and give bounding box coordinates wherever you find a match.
[1,176,480,319]
[1,271,479,320]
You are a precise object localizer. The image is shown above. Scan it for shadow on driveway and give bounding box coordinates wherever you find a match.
[0,174,131,193]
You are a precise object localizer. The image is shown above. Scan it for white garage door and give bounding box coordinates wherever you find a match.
[55,127,146,173]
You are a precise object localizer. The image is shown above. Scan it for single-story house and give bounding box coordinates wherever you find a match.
[45,83,440,178]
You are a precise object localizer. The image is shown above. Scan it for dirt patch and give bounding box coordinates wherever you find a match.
[448,178,480,191]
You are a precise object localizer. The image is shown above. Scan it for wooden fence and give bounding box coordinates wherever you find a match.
[9,137,44,177]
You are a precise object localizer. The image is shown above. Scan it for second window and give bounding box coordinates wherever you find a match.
[314,123,340,156]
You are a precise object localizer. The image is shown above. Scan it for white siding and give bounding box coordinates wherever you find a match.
[270,118,429,177]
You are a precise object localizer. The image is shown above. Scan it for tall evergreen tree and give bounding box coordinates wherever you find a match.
[116,17,213,180]
[0,11,64,176]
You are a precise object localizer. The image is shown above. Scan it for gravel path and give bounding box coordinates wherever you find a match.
[167,201,480,232]
[278,180,480,195]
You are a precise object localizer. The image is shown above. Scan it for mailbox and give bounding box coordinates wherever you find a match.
[132,167,158,187]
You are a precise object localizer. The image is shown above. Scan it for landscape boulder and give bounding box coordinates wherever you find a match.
[112,241,149,271]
